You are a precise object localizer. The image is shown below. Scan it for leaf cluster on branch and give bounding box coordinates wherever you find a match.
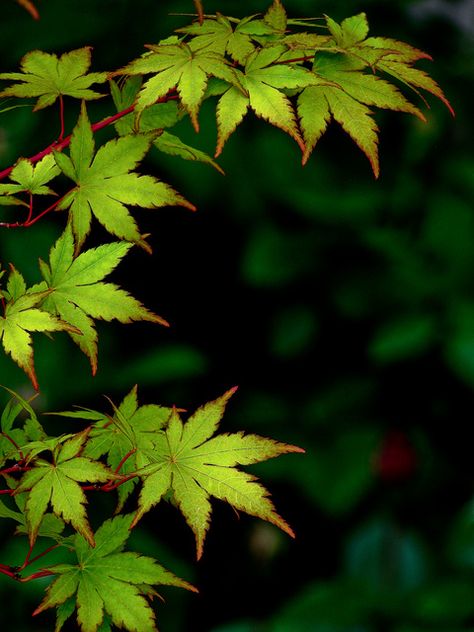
[0,1,451,629]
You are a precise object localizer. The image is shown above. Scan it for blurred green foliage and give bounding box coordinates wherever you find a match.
[1,0,473,630]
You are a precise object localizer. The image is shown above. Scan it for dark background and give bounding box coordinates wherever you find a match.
[1,0,473,630]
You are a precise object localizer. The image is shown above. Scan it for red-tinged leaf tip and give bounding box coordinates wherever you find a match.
[183,200,198,212]
[191,114,200,134]
[27,363,39,392]
[130,510,142,530]
[286,444,306,454]
[153,314,170,327]
[196,541,204,561]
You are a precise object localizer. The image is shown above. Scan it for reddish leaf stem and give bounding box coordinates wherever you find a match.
[20,543,60,571]
[102,473,138,491]
[274,55,316,65]
[0,565,17,579]
[0,489,14,495]
[26,192,33,225]
[20,569,55,582]
[0,464,30,476]
[114,448,137,474]
[58,95,65,142]
[1,193,67,229]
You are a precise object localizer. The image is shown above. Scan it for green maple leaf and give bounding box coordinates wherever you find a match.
[215,45,317,156]
[296,14,453,176]
[33,514,196,632]
[0,154,60,197]
[54,103,193,249]
[0,267,80,390]
[176,14,258,65]
[369,44,454,117]
[118,42,239,131]
[15,429,113,546]
[37,226,168,374]
[298,53,426,176]
[133,387,304,558]
[53,386,174,511]
[325,12,370,49]
[0,47,107,110]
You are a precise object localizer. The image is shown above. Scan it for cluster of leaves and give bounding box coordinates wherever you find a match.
[0,2,452,631]
[0,226,166,389]
[0,1,449,386]
[0,386,302,630]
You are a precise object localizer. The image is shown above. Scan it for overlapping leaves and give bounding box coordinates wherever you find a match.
[0,227,165,387]
[131,4,450,174]
[117,41,240,131]
[53,385,174,511]
[0,267,79,390]
[15,429,112,546]
[296,13,453,175]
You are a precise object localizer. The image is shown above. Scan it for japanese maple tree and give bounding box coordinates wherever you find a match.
[0,1,451,630]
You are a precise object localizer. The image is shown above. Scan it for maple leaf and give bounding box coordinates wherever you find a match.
[296,13,453,176]
[132,387,304,559]
[176,14,258,65]
[14,429,113,546]
[0,154,60,196]
[0,48,107,111]
[298,53,426,176]
[215,46,318,156]
[37,226,168,375]
[0,267,80,390]
[53,386,174,511]
[117,42,239,131]
[33,514,196,632]
[54,103,193,250]
[372,50,454,117]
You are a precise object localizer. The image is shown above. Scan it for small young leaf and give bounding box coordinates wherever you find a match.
[176,15,257,65]
[0,155,60,196]
[0,48,107,110]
